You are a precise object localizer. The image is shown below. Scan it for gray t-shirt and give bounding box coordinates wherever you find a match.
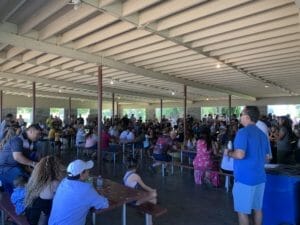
[0,136,23,168]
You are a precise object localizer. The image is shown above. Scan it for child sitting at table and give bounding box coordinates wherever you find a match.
[11,175,28,215]
[123,157,157,205]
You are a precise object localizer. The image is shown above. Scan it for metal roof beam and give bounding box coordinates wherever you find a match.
[0,53,182,100]
[18,0,70,35]
[81,0,298,98]
[39,4,98,40]
[0,0,26,22]
[0,27,255,100]
[0,71,179,101]
[0,85,97,100]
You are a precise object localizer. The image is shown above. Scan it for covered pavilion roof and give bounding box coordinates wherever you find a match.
[0,0,299,104]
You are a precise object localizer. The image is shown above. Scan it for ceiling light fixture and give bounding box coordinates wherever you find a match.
[171,91,175,96]
[58,89,62,93]
[264,85,269,88]
[110,79,114,85]
[206,98,209,101]
[68,0,81,10]
[216,63,221,69]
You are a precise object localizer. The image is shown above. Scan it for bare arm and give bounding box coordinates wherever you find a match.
[224,148,245,159]
[13,152,35,167]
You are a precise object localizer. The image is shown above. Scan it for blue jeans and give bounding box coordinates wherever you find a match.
[0,166,27,194]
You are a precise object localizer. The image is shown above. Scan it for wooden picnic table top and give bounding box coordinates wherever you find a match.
[94,178,149,214]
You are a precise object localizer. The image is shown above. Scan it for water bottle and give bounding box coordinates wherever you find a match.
[226,140,233,162]
[227,140,232,150]
[96,176,103,188]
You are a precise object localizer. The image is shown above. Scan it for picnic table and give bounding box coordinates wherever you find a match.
[93,178,149,225]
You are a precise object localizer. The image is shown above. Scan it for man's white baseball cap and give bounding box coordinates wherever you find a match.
[67,159,94,176]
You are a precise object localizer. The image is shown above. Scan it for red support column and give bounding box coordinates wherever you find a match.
[97,65,103,169]
[68,97,72,123]
[228,94,232,121]
[112,92,115,124]
[183,85,187,144]
[160,99,163,122]
[0,90,3,121]
[116,101,119,119]
[32,82,36,124]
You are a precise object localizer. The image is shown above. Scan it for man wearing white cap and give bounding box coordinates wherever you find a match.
[49,160,109,225]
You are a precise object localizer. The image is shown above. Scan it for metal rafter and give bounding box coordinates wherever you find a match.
[0,26,255,100]
[82,0,294,96]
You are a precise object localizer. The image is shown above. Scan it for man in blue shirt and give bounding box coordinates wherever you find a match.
[0,124,41,193]
[49,160,109,225]
[225,106,270,225]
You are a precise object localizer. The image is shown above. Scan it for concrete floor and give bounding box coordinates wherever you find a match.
[78,153,239,225]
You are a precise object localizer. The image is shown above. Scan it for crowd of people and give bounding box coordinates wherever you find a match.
[0,109,299,225]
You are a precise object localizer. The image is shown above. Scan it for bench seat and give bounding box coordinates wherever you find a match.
[131,202,167,225]
[155,160,234,191]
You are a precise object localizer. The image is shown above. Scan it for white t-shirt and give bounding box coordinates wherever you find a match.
[119,130,135,142]
[119,130,128,142]
[256,120,272,157]
[40,180,59,199]
[256,120,269,136]
[127,132,135,142]
[123,171,140,189]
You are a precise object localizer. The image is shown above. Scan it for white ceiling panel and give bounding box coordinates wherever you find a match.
[0,0,298,102]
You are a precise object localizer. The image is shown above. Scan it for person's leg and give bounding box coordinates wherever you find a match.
[253,209,262,225]
[252,183,265,225]
[25,207,41,225]
[136,191,157,205]
[194,169,204,184]
[237,213,250,225]
[233,182,253,225]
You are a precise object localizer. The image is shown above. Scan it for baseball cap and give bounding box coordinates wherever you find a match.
[67,160,94,176]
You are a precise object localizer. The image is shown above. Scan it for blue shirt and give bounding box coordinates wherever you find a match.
[49,178,109,225]
[10,187,26,215]
[234,124,269,185]
[0,136,23,168]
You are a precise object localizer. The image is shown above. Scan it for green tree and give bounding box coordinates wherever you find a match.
[155,107,183,120]
[123,108,146,121]
[221,106,243,117]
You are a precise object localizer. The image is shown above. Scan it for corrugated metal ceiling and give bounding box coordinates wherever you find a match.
[0,0,299,103]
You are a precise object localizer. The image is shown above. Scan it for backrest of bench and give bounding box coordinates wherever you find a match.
[0,192,30,225]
